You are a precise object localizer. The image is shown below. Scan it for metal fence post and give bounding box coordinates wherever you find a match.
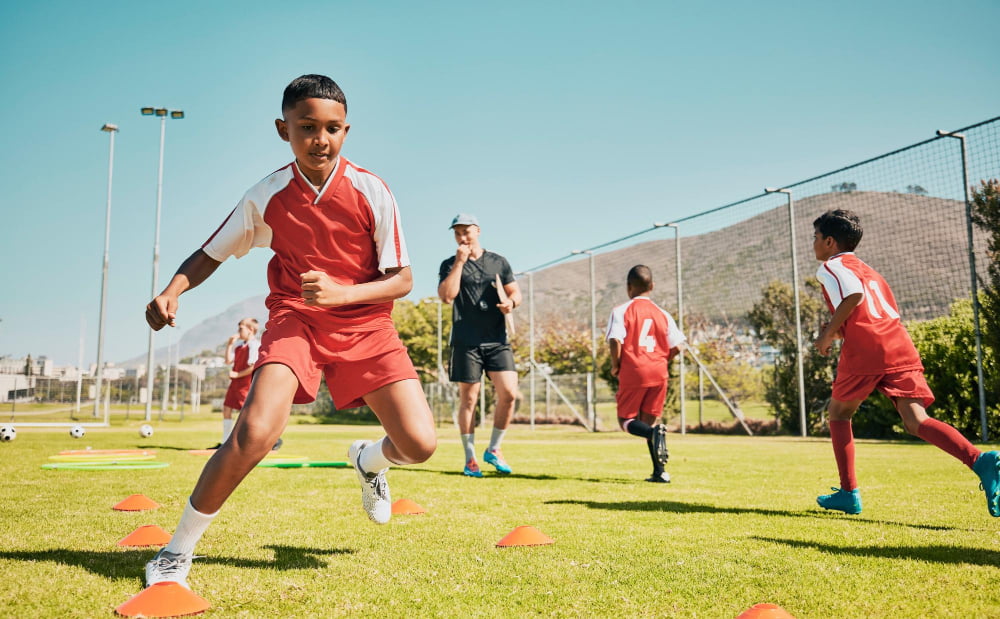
[937,129,989,441]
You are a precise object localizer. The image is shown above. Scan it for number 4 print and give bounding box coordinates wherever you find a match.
[638,319,656,352]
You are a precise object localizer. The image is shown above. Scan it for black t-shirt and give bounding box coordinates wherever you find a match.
[439,250,515,346]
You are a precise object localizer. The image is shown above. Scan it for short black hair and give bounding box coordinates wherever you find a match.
[627,265,653,292]
[281,74,347,113]
[813,209,863,251]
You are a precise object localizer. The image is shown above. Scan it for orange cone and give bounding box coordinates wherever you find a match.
[113,494,160,511]
[115,582,210,617]
[736,603,796,619]
[495,525,554,547]
[391,499,427,515]
[117,525,172,547]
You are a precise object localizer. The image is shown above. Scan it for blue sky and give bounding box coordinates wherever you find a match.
[1,0,998,366]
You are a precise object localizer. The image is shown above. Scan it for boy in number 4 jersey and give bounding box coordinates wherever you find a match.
[812,209,999,516]
[606,265,686,483]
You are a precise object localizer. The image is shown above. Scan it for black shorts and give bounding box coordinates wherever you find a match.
[449,343,516,383]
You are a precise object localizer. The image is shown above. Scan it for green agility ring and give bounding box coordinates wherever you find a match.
[256,461,349,468]
[42,461,170,471]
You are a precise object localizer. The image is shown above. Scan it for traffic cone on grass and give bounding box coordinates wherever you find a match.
[115,582,210,617]
[495,525,554,547]
[117,525,172,547]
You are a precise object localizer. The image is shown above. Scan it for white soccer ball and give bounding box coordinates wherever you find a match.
[69,425,86,438]
[138,424,154,438]
[0,425,15,442]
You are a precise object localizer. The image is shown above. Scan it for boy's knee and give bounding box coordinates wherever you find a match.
[396,433,437,464]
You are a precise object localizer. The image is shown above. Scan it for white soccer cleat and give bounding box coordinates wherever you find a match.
[348,440,391,524]
[145,548,193,589]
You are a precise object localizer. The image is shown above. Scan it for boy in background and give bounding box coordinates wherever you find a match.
[143,74,437,591]
[605,265,685,483]
[210,318,260,450]
[812,209,998,516]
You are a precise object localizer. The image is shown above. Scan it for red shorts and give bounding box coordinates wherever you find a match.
[832,369,934,409]
[256,311,418,409]
[223,377,251,410]
[616,383,667,419]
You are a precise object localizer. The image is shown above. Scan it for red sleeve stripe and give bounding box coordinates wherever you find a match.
[201,205,239,249]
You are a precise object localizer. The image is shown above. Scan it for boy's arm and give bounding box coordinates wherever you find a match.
[609,339,622,377]
[230,366,255,379]
[815,292,863,356]
[146,249,222,331]
[223,335,238,365]
[300,266,413,306]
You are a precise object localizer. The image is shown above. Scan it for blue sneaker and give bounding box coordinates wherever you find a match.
[463,458,483,478]
[817,487,862,514]
[973,451,1000,517]
[483,448,512,474]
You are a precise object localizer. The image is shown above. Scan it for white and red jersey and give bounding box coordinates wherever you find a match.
[605,297,686,388]
[816,252,922,375]
[202,158,409,333]
[232,339,260,374]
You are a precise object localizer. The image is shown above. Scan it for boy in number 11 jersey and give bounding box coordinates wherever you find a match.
[812,209,999,517]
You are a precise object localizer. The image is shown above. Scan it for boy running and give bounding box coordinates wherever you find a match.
[143,74,437,590]
[812,209,999,516]
[605,265,685,483]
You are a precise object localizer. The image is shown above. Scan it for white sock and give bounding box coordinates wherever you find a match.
[461,433,476,461]
[359,437,395,473]
[164,497,218,556]
[489,427,507,452]
[222,418,234,442]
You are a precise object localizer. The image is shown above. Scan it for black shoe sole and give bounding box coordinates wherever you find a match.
[652,426,669,466]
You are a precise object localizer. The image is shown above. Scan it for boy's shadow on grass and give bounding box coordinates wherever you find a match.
[752,536,1000,567]
[0,544,352,582]
[546,499,963,531]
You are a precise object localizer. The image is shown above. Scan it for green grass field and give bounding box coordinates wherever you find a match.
[2,417,999,618]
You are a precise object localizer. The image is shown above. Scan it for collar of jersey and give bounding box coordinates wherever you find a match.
[292,158,342,204]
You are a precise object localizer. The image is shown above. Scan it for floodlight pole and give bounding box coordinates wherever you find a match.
[142,107,183,421]
[656,222,686,434]
[936,130,988,441]
[572,250,598,432]
[93,123,118,418]
[766,187,808,437]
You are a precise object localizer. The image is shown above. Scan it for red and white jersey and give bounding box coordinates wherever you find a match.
[202,158,409,332]
[605,297,686,388]
[816,253,922,375]
[232,339,260,373]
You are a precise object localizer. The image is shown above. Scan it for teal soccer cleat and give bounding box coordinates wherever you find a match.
[973,451,1000,517]
[463,458,483,478]
[483,448,512,474]
[817,487,862,514]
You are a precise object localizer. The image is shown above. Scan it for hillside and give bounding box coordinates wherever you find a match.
[122,191,985,365]
[520,191,986,330]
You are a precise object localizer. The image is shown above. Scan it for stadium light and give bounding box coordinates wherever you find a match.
[141,106,184,421]
[93,123,119,419]
[764,186,807,436]
[571,249,598,432]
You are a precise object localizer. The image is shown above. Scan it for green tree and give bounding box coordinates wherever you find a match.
[909,297,1000,439]
[391,298,452,383]
[747,279,835,434]
[971,179,1000,373]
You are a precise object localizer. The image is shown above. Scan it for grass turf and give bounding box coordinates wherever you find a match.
[1,420,998,618]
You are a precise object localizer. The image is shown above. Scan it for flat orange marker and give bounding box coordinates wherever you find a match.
[115,582,210,617]
[117,525,172,547]
[495,525,554,547]
[735,603,796,619]
[391,499,427,515]
[113,494,160,511]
